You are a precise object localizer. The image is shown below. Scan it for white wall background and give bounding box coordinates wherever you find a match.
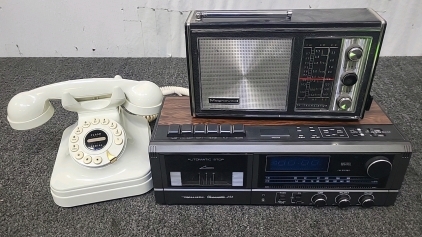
[0,0,421,57]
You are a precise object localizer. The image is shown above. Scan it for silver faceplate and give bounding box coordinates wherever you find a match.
[198,38,292,110]
[331,38,372,112]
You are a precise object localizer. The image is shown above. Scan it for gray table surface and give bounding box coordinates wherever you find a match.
[1,57,421,236]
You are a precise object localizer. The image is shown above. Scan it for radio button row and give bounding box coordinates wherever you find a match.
[167,124,245,137]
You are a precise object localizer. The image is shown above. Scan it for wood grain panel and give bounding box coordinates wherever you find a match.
[158,97,392,125]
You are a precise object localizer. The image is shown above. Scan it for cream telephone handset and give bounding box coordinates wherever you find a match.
[7,75,163,207]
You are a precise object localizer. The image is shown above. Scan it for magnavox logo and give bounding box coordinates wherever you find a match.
[208,97,240,104]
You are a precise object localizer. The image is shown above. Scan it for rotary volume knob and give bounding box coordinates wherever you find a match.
[366,156,392,179]
[337,96,352,111]
[347,46,363,61]
[311,194,327,207]
[336,194,351,208]
[359,195,375,208]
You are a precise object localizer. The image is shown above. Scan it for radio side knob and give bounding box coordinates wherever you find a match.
[359,195,375,208]
[347,47,363,61]
[335,194,351,208]
[337,96,353,111]
[311,194,327,207]
[366,156,392,179]
[341,72,358,86]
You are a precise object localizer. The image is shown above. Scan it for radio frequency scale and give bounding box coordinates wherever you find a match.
[149,97,412,208]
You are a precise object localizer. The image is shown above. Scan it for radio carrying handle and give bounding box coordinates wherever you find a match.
[195,10,293,21]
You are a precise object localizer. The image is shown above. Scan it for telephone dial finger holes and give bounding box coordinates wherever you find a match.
[114,137,123,145]
[113,128,122,136]
[82,121,91,128]
[75,126,83,135]
[71,135,79,143]
[83,156,92,164]
[109,121,117,129]
[93,156,102,164]
[76,151,84,159]
[101,118,109,125]
[92,118,100,125]
[71,144,79,152]
[69,117,126,167]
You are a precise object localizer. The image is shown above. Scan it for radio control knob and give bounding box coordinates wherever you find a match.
[341,73,358,86]
[336,194,351,208]
[311,194,327,207]
[366,156,392,179]
[359,195,375,208]
[337,96,352,110]
[347,47,363,61]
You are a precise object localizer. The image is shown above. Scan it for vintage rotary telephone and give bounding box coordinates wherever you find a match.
[7,75,187,207]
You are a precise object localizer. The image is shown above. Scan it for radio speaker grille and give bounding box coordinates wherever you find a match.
[198,38,292,110]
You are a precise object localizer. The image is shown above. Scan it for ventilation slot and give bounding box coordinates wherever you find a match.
[148,146,158,159]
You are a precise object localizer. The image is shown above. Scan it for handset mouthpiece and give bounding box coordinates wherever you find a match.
[7,92,55,130]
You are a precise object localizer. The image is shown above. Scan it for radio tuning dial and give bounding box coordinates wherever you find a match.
[341,73,358,86]
[335,194,351,208]
[337,96,353,111]
[311,194,327,207]
[347,46,363,61]
[366,156,392,179]
[359,195,375,208]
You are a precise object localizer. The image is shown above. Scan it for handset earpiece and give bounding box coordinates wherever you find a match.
[7,92,55,130]
[122,81,163,116]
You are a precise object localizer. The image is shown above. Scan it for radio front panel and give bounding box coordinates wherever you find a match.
[150,125,411,207]
[186,8,386,119]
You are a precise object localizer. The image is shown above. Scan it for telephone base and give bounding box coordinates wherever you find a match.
[51,172,153,207]
[50,110,153,207]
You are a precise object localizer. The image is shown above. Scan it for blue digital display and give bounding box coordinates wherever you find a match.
[266,156,330,172]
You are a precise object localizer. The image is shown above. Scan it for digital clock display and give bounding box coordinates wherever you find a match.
[266,155,330,172]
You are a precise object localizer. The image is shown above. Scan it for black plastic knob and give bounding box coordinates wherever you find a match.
[342,73,358,86]
[359,195,375,208]
[366,156,392,179]
[336,194,351,208]
[311,194,327,207]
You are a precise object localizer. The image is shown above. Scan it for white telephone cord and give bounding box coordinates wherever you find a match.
[143,86,189,122]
